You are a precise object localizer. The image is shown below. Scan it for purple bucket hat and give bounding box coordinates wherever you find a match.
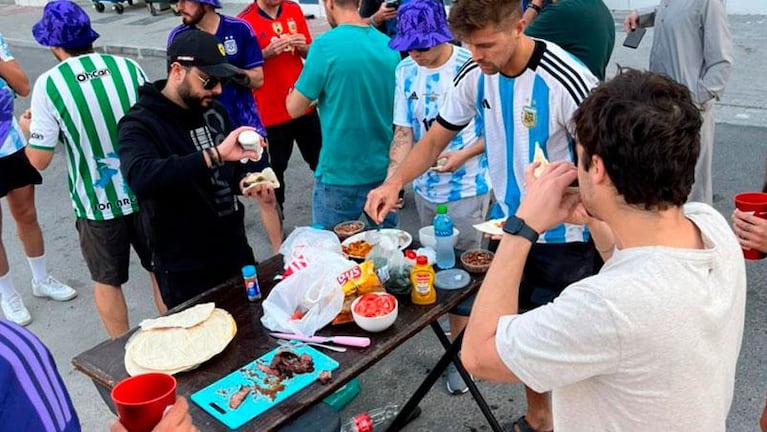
[389,0,452,52]
[33,0,100,49]
[190,0,222,8]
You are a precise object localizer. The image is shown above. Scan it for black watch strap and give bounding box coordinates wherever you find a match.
[526,2,542,13]
[502,215,540,244]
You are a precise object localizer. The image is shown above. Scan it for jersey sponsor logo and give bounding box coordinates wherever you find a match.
[408,91,419,100]
[223,37,238,56]
[522,105,537,128]
[76,68,110,83]
[93,197,136,213]
[482,98,491,109]
[30,132,44,141]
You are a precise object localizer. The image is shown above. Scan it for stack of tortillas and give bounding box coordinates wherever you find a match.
[124,303,237,376]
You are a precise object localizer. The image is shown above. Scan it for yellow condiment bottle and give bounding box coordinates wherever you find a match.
[410,255,436,305]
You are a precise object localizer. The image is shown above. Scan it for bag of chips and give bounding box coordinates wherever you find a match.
[332,261,384,325]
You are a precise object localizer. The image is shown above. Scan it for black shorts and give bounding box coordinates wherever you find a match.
[75,214,153,286]
[0,149,42,198]
[452,240,597,316]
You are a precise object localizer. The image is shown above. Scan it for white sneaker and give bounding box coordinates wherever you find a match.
[1,290,32,326]
[32,276,77,301]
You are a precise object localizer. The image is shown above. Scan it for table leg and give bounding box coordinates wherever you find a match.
[385,323,503,432]
[431,325,503,432]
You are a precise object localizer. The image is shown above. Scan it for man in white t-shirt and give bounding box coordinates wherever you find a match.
[461,69,747,431]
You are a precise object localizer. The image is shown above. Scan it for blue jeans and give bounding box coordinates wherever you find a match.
[312,179,398,229]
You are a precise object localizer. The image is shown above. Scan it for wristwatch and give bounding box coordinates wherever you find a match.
[526,2,543,13]
[503,216,539,244]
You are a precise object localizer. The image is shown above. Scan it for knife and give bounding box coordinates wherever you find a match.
[270,332,371,348]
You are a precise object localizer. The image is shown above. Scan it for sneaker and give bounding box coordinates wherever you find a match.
[32,276,77,302]
[1,290,32,326]
[445,363,470,395]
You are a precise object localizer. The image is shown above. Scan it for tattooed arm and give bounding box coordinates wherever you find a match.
[386,126,415,179]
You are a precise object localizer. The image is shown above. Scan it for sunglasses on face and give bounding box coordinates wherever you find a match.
[191,69,224,90]
[410,47,431,53]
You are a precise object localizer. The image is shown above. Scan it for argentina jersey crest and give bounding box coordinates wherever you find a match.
[223,37,238,56]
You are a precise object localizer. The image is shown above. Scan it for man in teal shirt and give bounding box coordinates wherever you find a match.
[286,0,401,229]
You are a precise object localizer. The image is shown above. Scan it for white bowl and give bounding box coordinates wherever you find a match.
[351,293,398,333]
[418,225,460,249]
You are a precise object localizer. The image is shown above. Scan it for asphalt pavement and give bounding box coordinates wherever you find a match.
[1,2,767,431]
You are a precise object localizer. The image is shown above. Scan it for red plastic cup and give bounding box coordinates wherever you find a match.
[111,373,177,432]
[734,192,767,260]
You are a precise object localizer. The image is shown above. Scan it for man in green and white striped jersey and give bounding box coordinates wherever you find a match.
[20,0,162,338]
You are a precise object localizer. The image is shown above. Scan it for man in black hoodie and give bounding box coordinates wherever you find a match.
[118,30,270,309]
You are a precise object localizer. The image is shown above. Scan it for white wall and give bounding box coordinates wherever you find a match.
[603,0,767,14]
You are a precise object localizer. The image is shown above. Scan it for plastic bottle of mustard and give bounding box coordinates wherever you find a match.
[410,256,436,305]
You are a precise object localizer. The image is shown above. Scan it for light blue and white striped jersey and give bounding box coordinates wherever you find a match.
[438,39,598,244]
[393,46,489,203]
[0,33,25,158]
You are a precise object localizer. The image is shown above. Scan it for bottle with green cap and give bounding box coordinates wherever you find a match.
[433,204,455,269]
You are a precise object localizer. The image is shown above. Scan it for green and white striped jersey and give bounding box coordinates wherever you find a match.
[28,53,147,221]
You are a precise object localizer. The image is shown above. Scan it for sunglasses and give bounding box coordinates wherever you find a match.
[410,47,431,53]
[189,68,224,90]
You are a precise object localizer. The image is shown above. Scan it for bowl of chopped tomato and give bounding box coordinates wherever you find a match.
[351,292,398,333]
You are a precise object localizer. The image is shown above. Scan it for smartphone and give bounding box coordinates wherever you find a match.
[385,0,400,9]
[622,27,646,49]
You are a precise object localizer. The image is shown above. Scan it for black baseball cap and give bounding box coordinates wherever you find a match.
[167,29,242,79]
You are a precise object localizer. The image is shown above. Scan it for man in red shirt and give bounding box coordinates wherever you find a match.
[239,0,321,213]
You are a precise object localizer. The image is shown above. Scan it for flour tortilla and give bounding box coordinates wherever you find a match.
[473,218,506,236]
[139,303,215,331]
[532,144,549,178]
[126,308,237,372]
[124,346,193,376]
[243,167,280,192]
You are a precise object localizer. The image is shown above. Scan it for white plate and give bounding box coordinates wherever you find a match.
[341,229,413,258]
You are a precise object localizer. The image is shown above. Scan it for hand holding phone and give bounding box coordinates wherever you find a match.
[385,0,399,9]
[622,27,646,49]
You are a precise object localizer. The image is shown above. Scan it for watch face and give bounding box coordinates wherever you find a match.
[504,217,524,234]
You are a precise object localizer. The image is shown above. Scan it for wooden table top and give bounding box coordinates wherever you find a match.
[72,254,480,431]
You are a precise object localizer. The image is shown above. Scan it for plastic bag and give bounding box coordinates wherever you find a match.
[280,226,342,276]
[369,246,412,296]
[261,247,353,336]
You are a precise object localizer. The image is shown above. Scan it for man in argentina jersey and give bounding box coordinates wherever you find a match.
[388,0,490,396]
[0,33,75,328]
[366,0,598,429]
[0,319,80,431]
[21,1,160,339]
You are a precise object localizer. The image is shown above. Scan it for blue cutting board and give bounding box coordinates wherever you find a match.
[191,343,340,430]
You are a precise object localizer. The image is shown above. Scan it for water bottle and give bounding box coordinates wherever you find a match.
[340,404,399,432]
[433,204,455,269]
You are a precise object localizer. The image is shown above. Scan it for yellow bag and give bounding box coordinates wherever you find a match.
[333,261,384,325]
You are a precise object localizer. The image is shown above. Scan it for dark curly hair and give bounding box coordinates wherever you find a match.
[448,0,521,39]
[572,69,702,210]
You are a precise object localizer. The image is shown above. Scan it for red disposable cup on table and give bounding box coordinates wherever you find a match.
[734,192,767,260]
[111,372,177,432]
